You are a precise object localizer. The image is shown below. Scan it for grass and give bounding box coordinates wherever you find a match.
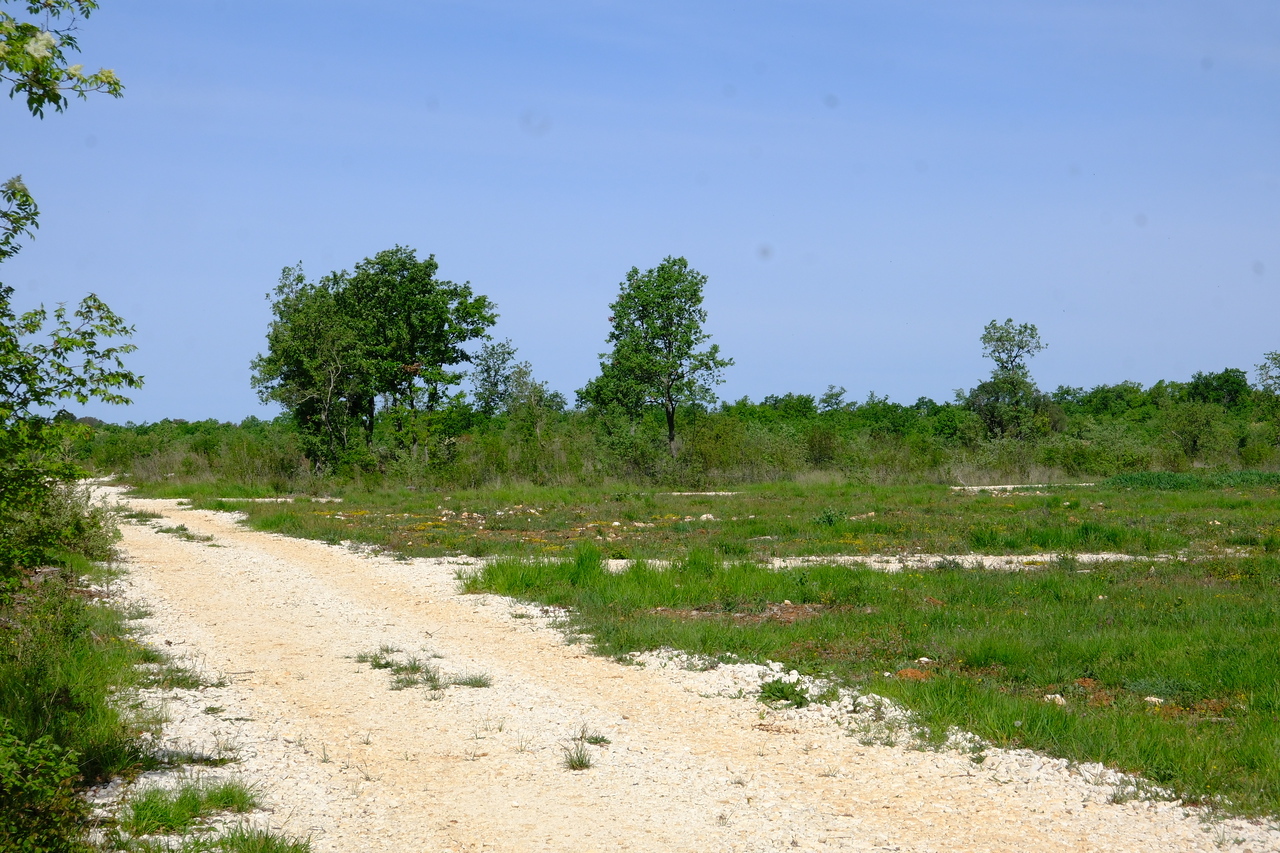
[464,543,1280,817]
[451,671,492,688]
[171,476,1280,563]
[358,645,458,691]
[111,779,311,853]
[120,779,258,835]
[562,741,592,770]
[133,473,1280,816]
[157,524,215,543]
[0,557,157,782]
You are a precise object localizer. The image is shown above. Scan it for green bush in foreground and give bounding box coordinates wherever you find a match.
[0,721,89,853]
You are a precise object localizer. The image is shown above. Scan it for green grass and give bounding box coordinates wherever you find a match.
[0,559,157,782]
[157,524,215,543]
[120,779,258,835]
[355,647,447,691]
[464,544,1280,816]
[451,671,492,688]
[1103,471,1280,490]
[562,741,592,770]
[176,476,1280,563]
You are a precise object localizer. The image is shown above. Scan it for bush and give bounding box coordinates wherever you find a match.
[0,576,147,782]
[0,720,89,853]
[0,483,118,586]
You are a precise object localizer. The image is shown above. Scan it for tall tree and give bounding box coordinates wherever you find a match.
[251,248,496,466]
[578,256,732,457]
[965,318,1050,439]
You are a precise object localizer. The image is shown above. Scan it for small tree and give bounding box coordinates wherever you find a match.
[1,0,137,576]
[980,318,1046,377]
[965,318,1051,439]
[578,256,732,457]
[470,338,520,417]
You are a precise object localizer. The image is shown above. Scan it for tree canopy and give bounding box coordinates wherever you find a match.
[578,256,731,456]
[980,318,1046,378]
[251,247,496,467]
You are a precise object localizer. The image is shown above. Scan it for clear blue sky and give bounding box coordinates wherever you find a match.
[5,0,1278,423]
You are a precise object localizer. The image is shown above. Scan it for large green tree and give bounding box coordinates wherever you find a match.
[251,247,496,466]
[578,256,732,457]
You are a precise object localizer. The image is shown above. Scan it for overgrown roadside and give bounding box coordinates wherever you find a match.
[101,490,1279,852]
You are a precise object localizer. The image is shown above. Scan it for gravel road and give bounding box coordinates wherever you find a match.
[108,493,1278,852]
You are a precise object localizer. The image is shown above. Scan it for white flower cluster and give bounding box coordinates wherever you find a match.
[24,30,56,60]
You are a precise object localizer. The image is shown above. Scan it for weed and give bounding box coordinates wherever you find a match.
[451,671,492,688]
[209,824,313,852]
[562,741,592,771]
[576,725,611,746]
[813,507,843,527]
[157,524,215,543]
[759,679,810,709]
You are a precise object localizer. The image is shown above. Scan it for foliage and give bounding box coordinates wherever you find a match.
[0,720,89,853]
[578,256,732,456]
[979,318,1045,378]
[964,371,1054,440]
[0,175,37,264]
[469,338,519,416]
[250,249,496,467]
[0,570,151,782]
[0,284,139,578]
[1257,352,1280,394]
[1186,367,1251,412]
[0,0,122,118]
[963,319,1060,440]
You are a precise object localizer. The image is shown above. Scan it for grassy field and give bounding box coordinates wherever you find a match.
[465,546,1280,816]
[128,471,1280,816]
[160,473,1280,562]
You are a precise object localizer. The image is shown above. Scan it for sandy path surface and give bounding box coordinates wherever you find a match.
[109,494,1277,852]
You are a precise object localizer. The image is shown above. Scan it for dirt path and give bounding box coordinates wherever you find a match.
[110,495,1276,852]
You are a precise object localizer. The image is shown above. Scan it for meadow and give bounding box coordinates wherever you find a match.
[118,469,1280,817]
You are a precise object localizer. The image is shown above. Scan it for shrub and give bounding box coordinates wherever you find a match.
[0,721,89,853]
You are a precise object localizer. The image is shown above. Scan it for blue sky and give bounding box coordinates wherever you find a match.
[4,0,1278,422]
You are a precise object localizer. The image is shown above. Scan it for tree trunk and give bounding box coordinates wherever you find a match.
[665,403,677,458]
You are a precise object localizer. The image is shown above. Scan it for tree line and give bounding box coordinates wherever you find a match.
[69,246,1278,492]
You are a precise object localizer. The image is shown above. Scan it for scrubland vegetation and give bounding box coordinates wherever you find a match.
[5,3,1280,843]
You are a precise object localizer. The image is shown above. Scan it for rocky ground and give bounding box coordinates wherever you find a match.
[99,490,1279,852]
